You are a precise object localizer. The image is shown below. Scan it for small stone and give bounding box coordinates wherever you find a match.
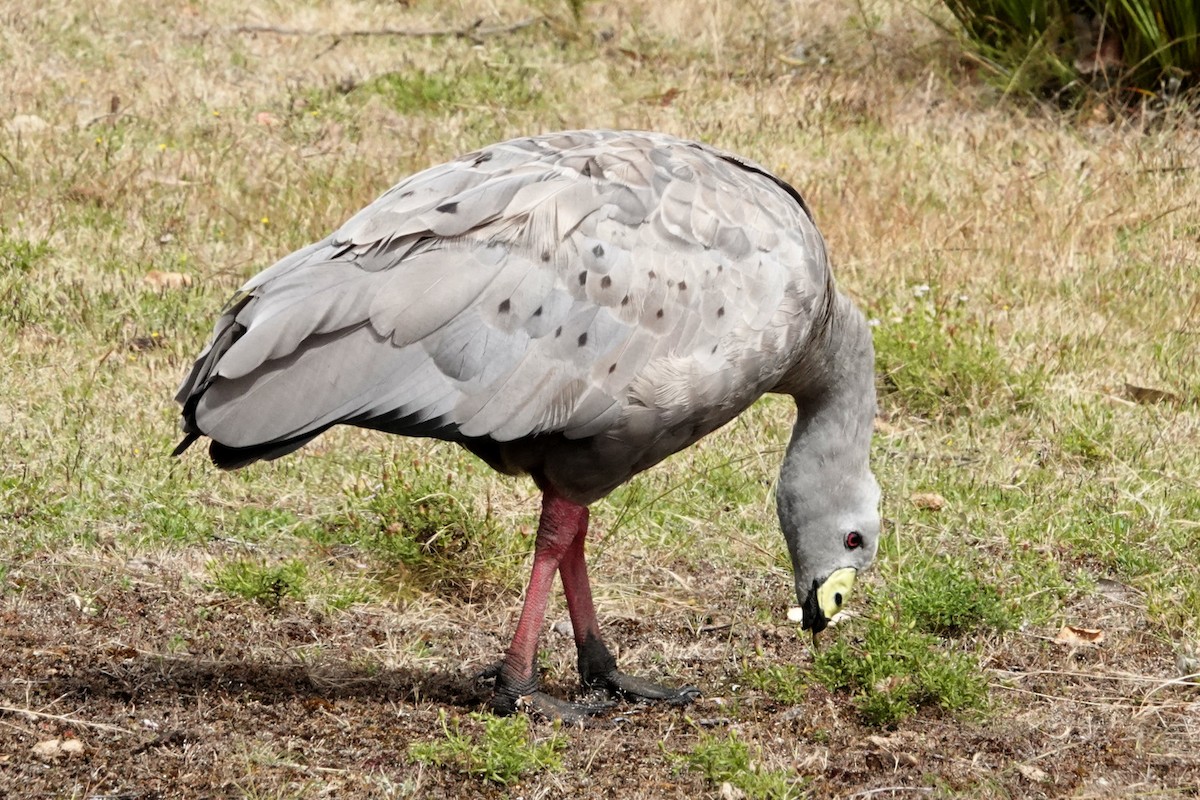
[719,781,746,800]
[1017,763,1050,783]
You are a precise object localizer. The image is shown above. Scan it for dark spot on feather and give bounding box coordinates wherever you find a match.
[656,308,664,319]
[621,295,630,306]
[649,270,657,280]
[608,363,617,374]
[542,251,552,262]
[717,306,725,317]
[473,151,493,165]
[678,280,687,291]
[555,326,563,337]
[711,344,718,354]
[667,279,675,288]
[436,201,458,214]
[498,299,510,314]
[533,305,543,317]
[601,275,612,289]
[399,190,414,199]
[578,270,587,285]
[592,243,604,258]
[577,332,588,347]
[717,264,724,272]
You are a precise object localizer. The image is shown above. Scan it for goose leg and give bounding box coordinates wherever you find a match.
[491,492,610,721]
[558,502,701,707]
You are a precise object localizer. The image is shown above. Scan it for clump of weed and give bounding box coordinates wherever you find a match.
[210,558,308,607]
[809,560,1008,726]
[872,289,1042,420]
[0,236,52,330]
[676,731,802,799]
[740,663,807,705]
[894,560,1015,637]
[409,712,566,785]
[0,236,49,274]
[141,501,216,545]
[812,614,989,727]
[323,457,486,568]
[359,60,543,116]
[940,0,1200,102]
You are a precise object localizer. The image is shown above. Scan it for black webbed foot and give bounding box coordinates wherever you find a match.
[576,633,701,707]
[588,668,701,706]
[480,662,614,724]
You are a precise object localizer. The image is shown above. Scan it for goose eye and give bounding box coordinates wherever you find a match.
[845,531,863,550]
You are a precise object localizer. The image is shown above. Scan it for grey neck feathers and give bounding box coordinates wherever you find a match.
[778,293,876,498]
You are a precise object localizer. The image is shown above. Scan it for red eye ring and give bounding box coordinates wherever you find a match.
[845,531,863,550]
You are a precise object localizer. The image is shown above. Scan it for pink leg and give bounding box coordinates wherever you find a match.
[557,505,603,646]
[494,492,588,710]
[492,489,699,716]
[558,510,698,704]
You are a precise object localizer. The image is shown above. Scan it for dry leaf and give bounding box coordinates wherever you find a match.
[60,739,85,756]
[1017,763,1050,783]
[144,270,193,290]
[1124,383,1180,406]
[1054,625,1105,646]
[911,492,947,511]
[256,111,282,127]
[873,418,900,435]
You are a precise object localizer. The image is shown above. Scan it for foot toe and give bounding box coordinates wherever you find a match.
[520,691,614,724]
[595,671,701,706]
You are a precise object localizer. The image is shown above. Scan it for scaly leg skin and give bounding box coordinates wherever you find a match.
[557,499,701,707]
[490,491,698,721]
[490,491,611,723]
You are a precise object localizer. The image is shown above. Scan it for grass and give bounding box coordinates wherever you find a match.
[1,0,1199,797]
[871,285,1045,421]
[676,731,802,800]
[740,663,807,705]
[811,576,1000,727]
[408,712,567,785]
[938,0,1200,102]
[210,558,310,607]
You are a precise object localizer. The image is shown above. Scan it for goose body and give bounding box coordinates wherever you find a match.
[176,130,880,717]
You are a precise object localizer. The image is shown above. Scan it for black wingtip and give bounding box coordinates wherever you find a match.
[207,429,326,471]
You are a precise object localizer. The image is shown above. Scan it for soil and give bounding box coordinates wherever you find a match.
[1,557,1197,798]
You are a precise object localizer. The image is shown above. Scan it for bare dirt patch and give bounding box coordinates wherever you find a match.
[3,556,1197,798]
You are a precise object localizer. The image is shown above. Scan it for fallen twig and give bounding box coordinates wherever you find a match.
[222,16,542,41]
[0,704,134,734]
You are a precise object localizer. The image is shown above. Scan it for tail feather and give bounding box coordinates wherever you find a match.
[172,431,201,457]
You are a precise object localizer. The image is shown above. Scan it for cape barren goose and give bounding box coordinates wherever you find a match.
[175,130,880,719]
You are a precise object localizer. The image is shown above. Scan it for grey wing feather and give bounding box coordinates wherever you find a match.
[177,130,832,482]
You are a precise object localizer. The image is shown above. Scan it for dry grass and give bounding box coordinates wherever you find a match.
[2,0,1199,797]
